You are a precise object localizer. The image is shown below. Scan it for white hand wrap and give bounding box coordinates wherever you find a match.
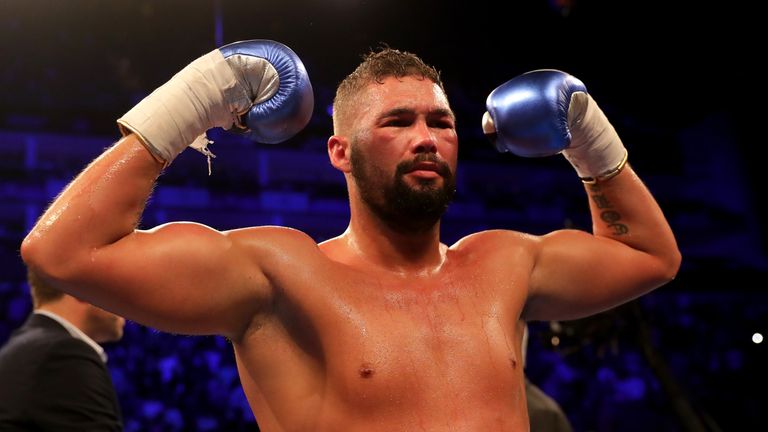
[563,92,628,183]
[116,49,257,167]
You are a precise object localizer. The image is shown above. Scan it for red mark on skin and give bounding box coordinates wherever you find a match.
[359,363,375,379]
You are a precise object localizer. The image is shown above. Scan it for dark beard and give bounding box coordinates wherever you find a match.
[351,151,456,234]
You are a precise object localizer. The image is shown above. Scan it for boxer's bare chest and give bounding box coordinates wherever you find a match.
[272,255,529,409]
[234,236,534,429]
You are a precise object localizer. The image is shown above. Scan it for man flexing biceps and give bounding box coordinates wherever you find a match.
[22,41,680,431]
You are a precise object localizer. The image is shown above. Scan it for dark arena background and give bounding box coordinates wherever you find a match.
[0,0,763,430]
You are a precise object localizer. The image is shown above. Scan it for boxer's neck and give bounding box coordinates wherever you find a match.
[342,213,445,275]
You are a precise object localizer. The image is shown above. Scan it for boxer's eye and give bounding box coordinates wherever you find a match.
[429,119,455,129]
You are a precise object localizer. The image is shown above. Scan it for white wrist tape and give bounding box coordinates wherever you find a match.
[562,92,628,182]
[116,49,252,166]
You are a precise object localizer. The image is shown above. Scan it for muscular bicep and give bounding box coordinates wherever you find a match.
[523,229,675,321]
[72,222,272,338]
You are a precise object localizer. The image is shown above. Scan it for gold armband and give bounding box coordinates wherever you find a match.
[579,151,629,184]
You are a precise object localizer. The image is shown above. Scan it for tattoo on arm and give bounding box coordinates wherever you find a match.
[588,184,629,235]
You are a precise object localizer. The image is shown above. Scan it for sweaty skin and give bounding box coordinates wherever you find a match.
[231,228,532,430]
[21,77,680,431]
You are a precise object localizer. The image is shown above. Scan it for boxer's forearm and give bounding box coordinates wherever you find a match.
[584,165,680,277]
[21,134,161,279]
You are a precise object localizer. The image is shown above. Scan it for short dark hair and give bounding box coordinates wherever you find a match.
[333,46,446,133]
[28,268,64,308]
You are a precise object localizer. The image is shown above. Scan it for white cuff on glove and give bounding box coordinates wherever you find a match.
[117,49,254,166]
[563,92,628,183]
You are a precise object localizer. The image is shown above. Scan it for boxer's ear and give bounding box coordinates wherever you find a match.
[328,135,351,173]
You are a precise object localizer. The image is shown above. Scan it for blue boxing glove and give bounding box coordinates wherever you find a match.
[219,41,314,145]
[482,70,627,182]
[118,39,313,168]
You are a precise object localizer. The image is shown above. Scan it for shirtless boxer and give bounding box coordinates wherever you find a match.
[21,39,680,431]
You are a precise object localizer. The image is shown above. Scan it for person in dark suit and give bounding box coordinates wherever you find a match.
[0,269,125,431]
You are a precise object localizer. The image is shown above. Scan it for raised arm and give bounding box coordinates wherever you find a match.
[483,70,681,321]
[21,40,314,339]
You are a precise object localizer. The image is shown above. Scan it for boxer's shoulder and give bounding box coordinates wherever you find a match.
[451,229,539,255]
[227,226,322,260]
